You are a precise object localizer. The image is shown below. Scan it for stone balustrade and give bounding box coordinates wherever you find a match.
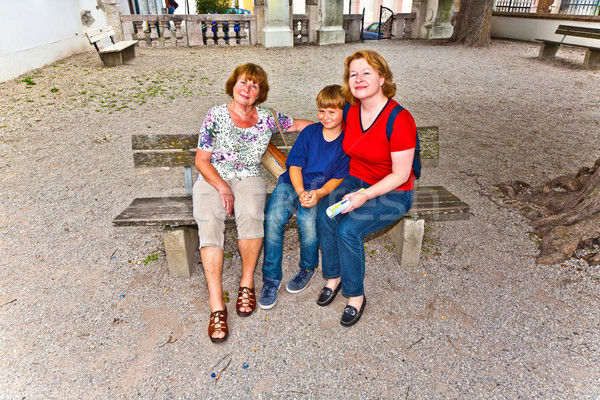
[119,12,414,47]
[292,14,310,45]
[120,14,258,47]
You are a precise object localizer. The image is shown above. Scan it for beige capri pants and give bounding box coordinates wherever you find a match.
[192,177,267,249]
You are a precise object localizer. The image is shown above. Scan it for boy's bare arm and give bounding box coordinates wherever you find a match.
[288,166,306,197]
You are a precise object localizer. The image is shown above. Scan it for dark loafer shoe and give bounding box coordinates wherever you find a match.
[341,296,367,327]
[317,282,342,307]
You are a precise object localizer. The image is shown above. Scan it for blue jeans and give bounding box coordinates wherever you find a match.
[262,183,323,281]
[316,176,413,297]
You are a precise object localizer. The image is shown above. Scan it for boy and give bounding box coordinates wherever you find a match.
[259,85,350,309]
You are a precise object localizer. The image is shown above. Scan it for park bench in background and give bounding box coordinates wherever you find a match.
[112,128,470,278]
[85,26,138,67]
[536,24,600,69]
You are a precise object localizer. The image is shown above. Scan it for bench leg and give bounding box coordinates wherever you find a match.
[583,49,600,69]
[538,42,559,60]
[121,45,136,63]
[99,52,123,66]
[386,217,425,267]
[163,226,198,278]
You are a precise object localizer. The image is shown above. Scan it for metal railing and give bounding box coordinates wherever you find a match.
[494,0,533,13]
[559,0,600,15]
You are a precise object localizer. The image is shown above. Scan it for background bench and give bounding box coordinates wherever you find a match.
[113,128,470,278]
[537,24,600,69]
[85,26,138,67]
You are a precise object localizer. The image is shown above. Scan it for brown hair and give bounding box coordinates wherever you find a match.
[342,50,396,105]
[225,63,270,105]
[316,84,346,110]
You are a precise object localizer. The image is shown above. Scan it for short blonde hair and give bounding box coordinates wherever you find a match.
[225,63,270,105]
[342,50,396,105]
[316,84,346,110]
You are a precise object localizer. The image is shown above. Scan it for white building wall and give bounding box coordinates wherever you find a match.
[491,16,600,47]
[0,0,106,83]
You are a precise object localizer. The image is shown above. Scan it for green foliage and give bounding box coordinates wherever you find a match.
[142,253,159,265]
[21,77,35,86]
[196,0,229,14]
[50,87,59,93]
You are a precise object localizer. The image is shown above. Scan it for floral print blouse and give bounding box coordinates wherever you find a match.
[197,104,293,180]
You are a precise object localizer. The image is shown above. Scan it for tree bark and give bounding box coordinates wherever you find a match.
[498,158,600,265]
[449,0,494,46]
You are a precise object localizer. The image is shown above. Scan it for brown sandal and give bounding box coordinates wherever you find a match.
[208,308,228,343]
[236,287,256,317]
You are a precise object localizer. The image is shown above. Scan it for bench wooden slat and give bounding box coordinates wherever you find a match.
[100,41,139,53]
[556,25,600,40]
[132,126,440,168]
[86,27,116,44]
[112,186,470,227]
[536,39,600,51]
[132,134,198,150]
[133,150,196,167]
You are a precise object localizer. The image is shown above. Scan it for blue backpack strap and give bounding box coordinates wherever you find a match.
[343,102,351,124]
[387,104,421,179]
[386,105,405,141]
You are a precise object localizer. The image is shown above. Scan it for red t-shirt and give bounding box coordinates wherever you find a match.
[342,99,417,191]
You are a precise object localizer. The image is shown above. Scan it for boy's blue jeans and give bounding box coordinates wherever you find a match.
[262,183,323,281]
[316,176,413,297]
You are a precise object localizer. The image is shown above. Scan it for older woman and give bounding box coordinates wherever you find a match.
[315,50,417,326]
[193,63,311,343]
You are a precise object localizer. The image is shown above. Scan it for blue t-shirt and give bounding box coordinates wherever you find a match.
[278,122,350,190]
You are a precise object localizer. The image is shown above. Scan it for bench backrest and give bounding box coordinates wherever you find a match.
[85,26,116,50]
[131,126,440,194]
[555,25,600,40]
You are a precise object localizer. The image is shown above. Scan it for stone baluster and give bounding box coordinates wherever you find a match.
[149,19,159,47]
[227,21,237,46]
[216,21,225,45]
[404,16,414,39]
[134,21,147,48]
[163,21,174,47]
[301,20,309,42]
[174,21,184,46]
[159,16,173,47]
[238,22,248,45]
[205,21,215,45]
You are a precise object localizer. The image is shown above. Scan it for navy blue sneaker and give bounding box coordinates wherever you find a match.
[259,277,282,310]
[286,268,317,294]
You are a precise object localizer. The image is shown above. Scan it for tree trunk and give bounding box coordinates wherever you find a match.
[498,158,600,265]
[449,0,494,46]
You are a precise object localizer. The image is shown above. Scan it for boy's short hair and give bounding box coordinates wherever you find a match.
[316,84,346,110]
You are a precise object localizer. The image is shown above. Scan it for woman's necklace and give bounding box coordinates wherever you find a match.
[229,102,254,118]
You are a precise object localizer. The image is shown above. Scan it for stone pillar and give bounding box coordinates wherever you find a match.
[430,0,454,39]
[306,0,319,44]
[316,0,345,45]
[255,0,266,45]
[411,0,436,39]
[262,0,293,48]
[103,0,124,41]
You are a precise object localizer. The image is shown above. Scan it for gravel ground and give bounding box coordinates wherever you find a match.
[1,39,599,399]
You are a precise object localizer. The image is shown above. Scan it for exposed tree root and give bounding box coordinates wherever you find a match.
[498,158,600,265]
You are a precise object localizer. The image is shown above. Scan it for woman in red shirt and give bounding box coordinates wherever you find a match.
[316,50,417,326]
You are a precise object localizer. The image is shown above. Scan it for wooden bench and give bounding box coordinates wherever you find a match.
[112,128,470,278]
[537,24,600,69]
[85,26,138,67]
